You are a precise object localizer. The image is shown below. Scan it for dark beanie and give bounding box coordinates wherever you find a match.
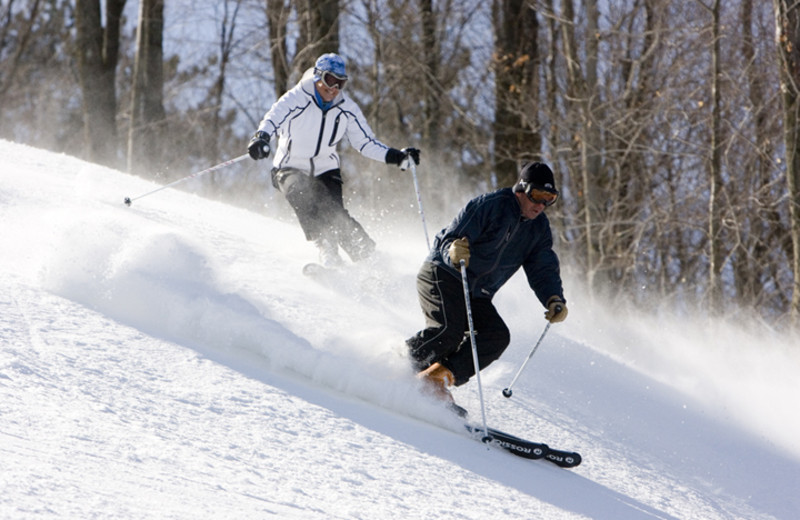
[515,162,557,193]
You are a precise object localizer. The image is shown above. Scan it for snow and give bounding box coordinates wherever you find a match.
[1,139,798,519]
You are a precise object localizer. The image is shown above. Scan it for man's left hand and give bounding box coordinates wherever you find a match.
[545,296,568,323]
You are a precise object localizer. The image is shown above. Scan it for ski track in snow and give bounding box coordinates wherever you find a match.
[1,140,799,519]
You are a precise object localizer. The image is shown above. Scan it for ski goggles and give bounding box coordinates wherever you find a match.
[524,185,559,206]
[319,70,347,90]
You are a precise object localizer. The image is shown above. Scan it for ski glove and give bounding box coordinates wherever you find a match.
[386,147,421,169]
[545,296,568,323]
[400,147,420,169]
[248,131,270,160]
[448,237,470,270]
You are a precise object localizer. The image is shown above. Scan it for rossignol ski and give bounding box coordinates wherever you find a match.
[465,424,582,468]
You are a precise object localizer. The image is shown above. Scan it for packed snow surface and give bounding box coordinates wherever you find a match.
[1,140,798,519]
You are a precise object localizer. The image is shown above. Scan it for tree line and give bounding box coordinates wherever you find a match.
[2,0,799,331]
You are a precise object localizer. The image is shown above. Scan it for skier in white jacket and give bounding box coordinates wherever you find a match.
[248,53,420,266]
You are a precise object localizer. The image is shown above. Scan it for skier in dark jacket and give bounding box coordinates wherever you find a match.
[247,53,420,267]
[406,161,568,402]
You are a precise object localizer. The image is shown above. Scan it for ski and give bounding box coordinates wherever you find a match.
[301,263,385,298]
[302,262,340,277]
[465,424,582,468]
[302,263,348,288]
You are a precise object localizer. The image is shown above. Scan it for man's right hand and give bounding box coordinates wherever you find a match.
[248,131,270,160]
[448,237,470,269]
[545,296,568,323]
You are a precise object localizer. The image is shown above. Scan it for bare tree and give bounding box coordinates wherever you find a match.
[729,0,786,313]
[343,0,488,222]
[128,0,165,176]
[491,0,542,187]
[0,0,42,109]
[295,0,340,75]
[74,0,126,167]
[558,0,602,295]
[419,0,441,152]
[597,0,661,294]
[267,0,291,96]
[206,0,243,165]
[774,0,800,325]
[696,0,726,314]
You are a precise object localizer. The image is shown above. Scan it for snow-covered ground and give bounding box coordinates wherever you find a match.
[1,139,798,519]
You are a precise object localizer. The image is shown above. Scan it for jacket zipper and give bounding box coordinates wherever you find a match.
[329,115,340,146]
[472,219,521,296]
[311,111,327,176]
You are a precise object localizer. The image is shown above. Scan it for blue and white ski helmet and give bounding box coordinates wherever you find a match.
[314,53,348,79]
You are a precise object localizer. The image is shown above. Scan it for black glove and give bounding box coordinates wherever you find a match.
[385,147,421,169]
[248,131,270,160]
[401,147,420,167]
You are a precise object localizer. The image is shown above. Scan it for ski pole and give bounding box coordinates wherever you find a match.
[460,259,490,441]
[123,153,250,206]
[501,321,553,398]
[406,162,431,250]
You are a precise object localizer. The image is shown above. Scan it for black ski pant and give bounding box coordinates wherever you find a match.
[406,262,510,386]
[273,168,375,261]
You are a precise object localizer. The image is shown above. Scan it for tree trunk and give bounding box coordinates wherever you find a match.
[0,0,42,110]
[707,0,725,314]
[128,0,165,176]
[491,0,541,188]
[267,0,290,97]
[561,0,601,295]
[208,0,241,166]
[775,0,800,326]
[74,0,126,168]
[295,0,340,77]
[420,0,440,152]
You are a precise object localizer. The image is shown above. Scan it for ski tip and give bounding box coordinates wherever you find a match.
[303,262,346,277]
[546,451,582,468]
[302,263,326,276]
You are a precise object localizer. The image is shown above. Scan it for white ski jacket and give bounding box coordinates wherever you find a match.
[256,68,391,176]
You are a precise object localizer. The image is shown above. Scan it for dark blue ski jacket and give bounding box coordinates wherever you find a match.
[428,188,564,306]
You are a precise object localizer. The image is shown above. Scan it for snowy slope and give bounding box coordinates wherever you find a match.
[1,139,798,519]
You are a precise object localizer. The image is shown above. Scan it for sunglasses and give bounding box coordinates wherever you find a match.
[525,185,559,206]
[320,70,347,90]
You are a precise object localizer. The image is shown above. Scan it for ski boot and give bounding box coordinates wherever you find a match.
[417,362,467,417]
